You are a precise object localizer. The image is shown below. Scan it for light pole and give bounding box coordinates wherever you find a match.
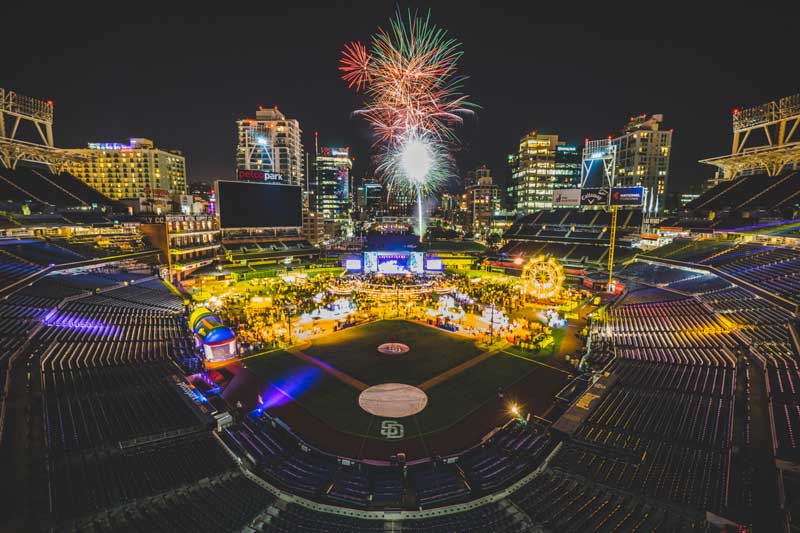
[286,303,296,345]
[489,303,495,345]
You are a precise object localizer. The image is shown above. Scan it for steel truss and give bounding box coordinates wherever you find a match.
[0,88,84,170]
[701,93,800,178]
[581,139,619,289]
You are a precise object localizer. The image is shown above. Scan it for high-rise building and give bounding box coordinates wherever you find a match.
[508,132,580,214]
[612,114,672,214]
[301,192,324,244]
[358,179,383,217]
[236,106,303,185]
[385,185,414,217]
[465,164,491,190]
[464,169,500,232]
[312,145,352,221]
[65,138,186,200]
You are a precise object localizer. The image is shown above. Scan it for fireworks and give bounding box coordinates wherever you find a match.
[340,9,473,241]
[376,131,447,195]
[339,11,472,144]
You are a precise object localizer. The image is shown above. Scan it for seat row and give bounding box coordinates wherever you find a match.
[221,413,555,510]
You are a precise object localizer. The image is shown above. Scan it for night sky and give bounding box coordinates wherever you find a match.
[5,3,799,195]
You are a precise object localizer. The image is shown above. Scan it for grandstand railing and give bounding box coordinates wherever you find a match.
[0,248,161,297]
[214,429,564,525]
[636,256,799,315]
[0,320,44,445]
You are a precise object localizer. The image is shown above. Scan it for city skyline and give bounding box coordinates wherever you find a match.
[4,3,799,194]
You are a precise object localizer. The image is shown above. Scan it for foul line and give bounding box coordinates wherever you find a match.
[499,350,571,375]
[417,345,506,391]
[287,347,369,391]
[236,347,283,363]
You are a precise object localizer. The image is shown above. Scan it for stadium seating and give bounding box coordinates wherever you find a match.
[221,412,556,509]
[508,470,708,531]
[688,170,800,212]
[498,208,640,266]
[50,433,237,523]
[0,165,119,209]
[643,239,800,304]
[6,234,795,530]
[0,248,40,287]
[73,473,274,532]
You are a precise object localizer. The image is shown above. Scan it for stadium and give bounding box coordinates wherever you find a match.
[1,74,800,533]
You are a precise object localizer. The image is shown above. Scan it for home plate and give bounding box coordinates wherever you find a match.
[358,383,428,417]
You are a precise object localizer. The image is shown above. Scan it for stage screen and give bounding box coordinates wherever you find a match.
[363,252,424,274]
[216,180,302,228]
[425,258,443,271]
[345,258,362,271]
[409,252,424,273]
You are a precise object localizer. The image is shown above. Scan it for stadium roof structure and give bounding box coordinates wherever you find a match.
[686,169,800,213]
[0,88,87,171]
[701,93,800,178]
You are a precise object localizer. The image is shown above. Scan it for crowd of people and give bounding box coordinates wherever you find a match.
[189,268,588,357]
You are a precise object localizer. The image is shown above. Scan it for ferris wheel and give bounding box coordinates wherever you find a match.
[521,256,565,300]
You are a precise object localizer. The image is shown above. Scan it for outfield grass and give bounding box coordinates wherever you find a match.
[303,320,483,386]
[412,352,535,430]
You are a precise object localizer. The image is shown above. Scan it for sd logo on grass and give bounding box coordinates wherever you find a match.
[380,420,404,439]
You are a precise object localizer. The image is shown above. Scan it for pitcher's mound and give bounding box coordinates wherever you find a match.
[377,342,410,355]
[358,383,428,417]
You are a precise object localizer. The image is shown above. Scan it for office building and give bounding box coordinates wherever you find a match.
[464,167,500,231]
[302,192,324,244]
[312,146,352,221]
[509,132,580,214]
[358,179,383,219]
[65,138,186,200]
[235,106,303,185]
[139,214,220,281]
[465,164,491,189]
[385,184,414,217]
[612,114,672,214]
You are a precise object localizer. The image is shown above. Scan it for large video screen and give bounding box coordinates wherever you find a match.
[363,252,424,274]
[216,180,302,228]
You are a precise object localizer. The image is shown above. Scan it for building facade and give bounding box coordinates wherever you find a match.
[465,164,491,190]
[312,146,352,221]
[65,138,186,200]
[464,168,500,232]
[509,132,580,214]
[139,214,220,281]
[357,179,383,219]
[384,184,414,217]
[235,106,303,185]
[612,114,672,214]
[302,192,324,244]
